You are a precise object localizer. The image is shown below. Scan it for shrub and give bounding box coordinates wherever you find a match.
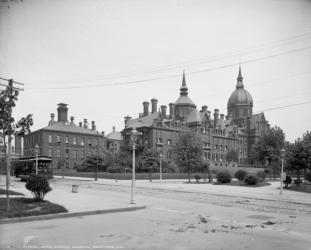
[244,175,259,185]
[234,170,247,181]
[283,175,292,188]
[294,178,302,186]
[106,164,126,173]
[195,174,201,183]
[256,171,266,182]
[305,172,311,182]
[216,171,232,183]
[25,174,52,201]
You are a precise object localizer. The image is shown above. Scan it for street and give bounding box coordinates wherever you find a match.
[1,179,311,250]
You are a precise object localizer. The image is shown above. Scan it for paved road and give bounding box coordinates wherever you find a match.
[1,179,311,250]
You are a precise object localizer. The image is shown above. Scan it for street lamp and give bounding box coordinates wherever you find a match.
[127,127,142,204]
[280,148,286,195]
[156,138,164,184]
[34,144,39,175]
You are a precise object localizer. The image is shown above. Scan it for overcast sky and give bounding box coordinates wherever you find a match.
[0,0,310,142]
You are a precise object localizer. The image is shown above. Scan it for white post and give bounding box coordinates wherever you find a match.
[280,157,284,195]
[131,143,136,204]
[35,144,39,175]
[159,156,162,184]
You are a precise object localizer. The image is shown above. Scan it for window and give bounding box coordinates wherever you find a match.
[81,150,85,159]
[225,145,228,151]
[65,136,69,144]
[48,148,52,157]
[167,139,171,146]
[73,137,77,145]
[57,135,61,143]
[65,149,69,159]
[88,138,92,146]
[220,145,223,151]
[214,145,218,150]
[48,135,52,143]
[73,150,77,159]
[81,138,84,146]
[57,149,60,158]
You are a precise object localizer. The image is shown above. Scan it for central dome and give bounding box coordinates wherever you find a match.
[227,88,253,108]
[227,67,253,109]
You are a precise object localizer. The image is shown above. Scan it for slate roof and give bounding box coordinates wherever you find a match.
[126,112,160,129]
[175,95,196,107]
[107,128,122,141]
[41,121,101,135]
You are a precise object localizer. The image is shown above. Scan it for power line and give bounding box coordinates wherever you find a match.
[26,32,311,86]
[27,45,311,90]
[255,101,311,113]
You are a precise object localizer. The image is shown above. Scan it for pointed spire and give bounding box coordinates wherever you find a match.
[236,66,244,89]
[180,70,188,96]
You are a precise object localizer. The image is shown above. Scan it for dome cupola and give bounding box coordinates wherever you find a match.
[227,67,253,123]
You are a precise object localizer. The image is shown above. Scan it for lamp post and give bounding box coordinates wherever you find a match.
[280,148,286,195]
[34,144,39,175]
[127,127,142,204]
[156,139,164,184]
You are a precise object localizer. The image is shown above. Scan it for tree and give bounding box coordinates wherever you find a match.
[139,148,159,181]
[253,126,285,177]
[173,131,203,182]
[0,80,33,211]
[226,149,238,163]
[286,131,311,181]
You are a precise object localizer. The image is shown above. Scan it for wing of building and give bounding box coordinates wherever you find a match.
[24,103,106,170]
[122,68,270,168]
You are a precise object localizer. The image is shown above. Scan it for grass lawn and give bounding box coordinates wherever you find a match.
[0,188,24,196]
[0,197,68,219]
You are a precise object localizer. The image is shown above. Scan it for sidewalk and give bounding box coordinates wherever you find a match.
[0,176,146,224]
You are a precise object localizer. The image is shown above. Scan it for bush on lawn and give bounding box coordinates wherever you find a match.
[244,175,259,185]
[216,171,232,183]
[256,171,266,182]
[195,174,201,183]
[25,174,52,201]
[106,164,126,173]
[305,172,311,182]
[283,175,292,188]
[234,170,247,181]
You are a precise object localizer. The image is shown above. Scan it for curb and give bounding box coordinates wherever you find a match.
[0,205,147,225]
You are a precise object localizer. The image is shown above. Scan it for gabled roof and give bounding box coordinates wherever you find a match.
[41,121,101,135]
[126,112,160,129]
[249,112,266,129]
[186,109,201,124]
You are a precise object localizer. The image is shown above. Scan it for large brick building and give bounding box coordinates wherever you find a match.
[24,103,106,170]
[122,68,269,168]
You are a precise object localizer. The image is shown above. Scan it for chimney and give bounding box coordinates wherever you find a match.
[151,98,158,114]
[57,103,68,122]
[79,122,82,127]
[202,106,208,112]
[161,105,167,118]
[220,114,224,120]
[113,126,116,132]
[102,131,105,136]
[83,119,88,129]
[91,121,96,130]
[169,103,175,119]
[214,109,219,127]
[48,113,55,126]
[70,116,74,124]
[124,115,132,126]
[143,101,149,116]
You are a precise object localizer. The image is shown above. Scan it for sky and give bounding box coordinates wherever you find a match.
[0,0,310,142]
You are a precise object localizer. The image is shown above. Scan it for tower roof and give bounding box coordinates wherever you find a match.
[175,71,196,107]
[180,70,188,96]
[236,66,244,89]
